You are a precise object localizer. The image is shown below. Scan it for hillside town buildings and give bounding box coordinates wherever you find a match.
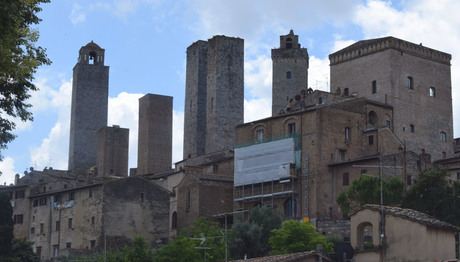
[1,31,460,261]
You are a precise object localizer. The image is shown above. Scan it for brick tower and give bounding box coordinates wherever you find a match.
[271,30,309,116]
[183,36,244,158]
[68,41,109,173]
[137,94,173,175]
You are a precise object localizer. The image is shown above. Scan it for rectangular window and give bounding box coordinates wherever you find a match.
[339,150,346,161]
[430,87,436,97]
[343,173,349,186]
[288,123,296,135]
[440,132,446,142]
[68,192,75,201]
[457,173,460,180]
[368,135,374,145]
[90,240,96,249]
[54,194,61,203]
[213,164,218,174]
[55,221,60,231]
[92,216,95,225]
[40,223,44,234]
[36,247,42,258]
[53,245,59,257]
[89,189,93,198]
[39,197,47,206]
[386,120,391,128]
[13,214,24,224]
[409,124,415,133]
[42,186,46,193]
[66,242,71,249]
[407,76,414,89]
[68,218,72,229]
[256,129,264,142]
[33,199,39,207]
[372,80,377,94]
[407,175,412,186]
[345,127,350,141]
[31,227,35,234]
[15,190,25,199]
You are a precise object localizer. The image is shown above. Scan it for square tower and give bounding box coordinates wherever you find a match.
[68,42,109,173]
[329,37,453,160]
[137,94,173,175]
[271,30,309,116]
[183,36,244,158]
[97,125,129,178]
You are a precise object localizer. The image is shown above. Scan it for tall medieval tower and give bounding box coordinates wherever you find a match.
[329,37,453,161]
[271,30,309,116]
[137,94,173,175]
[183,36,244,158]
[68,42,109,172]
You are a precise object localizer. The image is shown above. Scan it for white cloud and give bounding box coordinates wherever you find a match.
[308,56,331,92]
[244,55,272,100]
[29,80,72,170]
[108,92,142,172]
[69,3,86,24]
[244,98,271,123]
[172,110,184,164]
[0,157,17,186]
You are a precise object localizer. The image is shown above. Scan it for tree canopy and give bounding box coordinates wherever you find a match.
[402,169,460,226]
[336,175,404,215]
[156,217,225,262]
[0,0,51,159]
[269,220,333,255]
[230,206,283,259]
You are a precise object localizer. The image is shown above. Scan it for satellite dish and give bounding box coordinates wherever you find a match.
[335,243,354,261]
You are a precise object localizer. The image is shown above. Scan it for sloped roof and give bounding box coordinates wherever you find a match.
[231,250,331,262]
[356,204,458,232]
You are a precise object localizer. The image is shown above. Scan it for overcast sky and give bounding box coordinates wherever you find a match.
[1,0,460,185]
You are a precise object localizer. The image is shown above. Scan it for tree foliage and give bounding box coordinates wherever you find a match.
[0,192,38,262]
[336,175,404,215]
[156,217,225,262]
[402,169,460,226]
[230,206,283,259]
[269,220,333,255]
[0,0,51,159]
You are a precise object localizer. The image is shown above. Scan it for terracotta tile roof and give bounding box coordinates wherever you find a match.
[360,204,458,231]
[231,250,331,262]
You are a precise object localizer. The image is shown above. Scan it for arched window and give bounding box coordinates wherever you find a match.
[284,198,297,218]
[357,222,374,250]
[372,80,377,94]
[171,212,177,229]
[89,51,97,65]
[440,132,447,142]
[368,111,378,126]
[286,71,291,79]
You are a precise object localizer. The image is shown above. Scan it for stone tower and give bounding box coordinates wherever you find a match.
[68,41,109,173]
[329,37,453,160]
[183,36,244,158]
[271,30,309,116]
[97,125,129,178]
[137,94,173,175]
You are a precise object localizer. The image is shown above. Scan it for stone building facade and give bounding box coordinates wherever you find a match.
[68,42,109,173]
[137,94,173,175]
[329,37,453,161]
[183,36,244,159]
[1,170,170,261]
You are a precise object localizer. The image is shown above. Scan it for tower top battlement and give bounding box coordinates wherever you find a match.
[77,41,105,65]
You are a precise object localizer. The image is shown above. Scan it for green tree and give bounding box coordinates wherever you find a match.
[0,192,14,258]
[122,236,154,262]
[156,217,225,262]
[402,169,460,226]
[269,220,333,255]
[0,192,38,262]
[230,206,283,259]
[0,0,51,159]
[336,175,404,215]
